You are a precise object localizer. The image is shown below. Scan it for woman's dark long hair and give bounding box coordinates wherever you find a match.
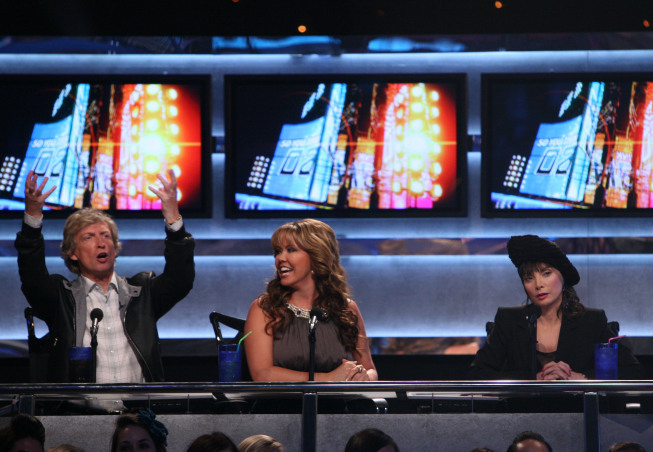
[518,262,585,318]
[258,219,359,352]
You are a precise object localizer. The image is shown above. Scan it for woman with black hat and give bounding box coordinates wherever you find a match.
[468,234,642,380]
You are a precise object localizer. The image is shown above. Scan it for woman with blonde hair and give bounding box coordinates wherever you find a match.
[244,219,377,382]
[47,445,85,452]
[237,434,283,452]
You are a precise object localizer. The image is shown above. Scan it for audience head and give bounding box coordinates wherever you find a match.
[506,430,552,452]
[187,432,238,452]
[47,445,85,452]
[0,413,46,452]
[345,428,399,452]
[237,434,283,452]
[470,448,496,452]
[111,409,168,452]
[608,442,647,452]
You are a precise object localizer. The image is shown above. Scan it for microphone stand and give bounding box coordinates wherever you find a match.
[308,308,323,382]
[304,327,318,452]
[90,328,98,383]
[527,318,537,380]
[524,304,541,380]
[308,326,316,382]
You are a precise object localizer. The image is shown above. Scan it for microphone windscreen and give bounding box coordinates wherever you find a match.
[525,304,542,320]
[90,308,104,322]
[309,307,324,320]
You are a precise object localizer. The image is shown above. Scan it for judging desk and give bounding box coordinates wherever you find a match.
[2,381,653,451]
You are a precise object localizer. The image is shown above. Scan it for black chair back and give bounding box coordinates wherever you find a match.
[25,307,54,383]
[485,321,495,337]
[210,311,246,342]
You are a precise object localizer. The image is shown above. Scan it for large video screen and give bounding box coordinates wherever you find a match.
[225,73,467,218]
[482,73,653,217]
[0,74,212,218]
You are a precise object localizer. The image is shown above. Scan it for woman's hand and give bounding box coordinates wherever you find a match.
[537,361,585,380]
[328,359,361,381]
[568,371,587,380]
[347,363,372,382]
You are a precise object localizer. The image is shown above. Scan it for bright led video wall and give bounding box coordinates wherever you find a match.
[482,73,653,216]
[225,74,467,218]
[0,74,212,218]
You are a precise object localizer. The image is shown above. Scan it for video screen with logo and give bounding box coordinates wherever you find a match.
[482,72,653,217]
[0,74,212,218]
[225,73,467,218]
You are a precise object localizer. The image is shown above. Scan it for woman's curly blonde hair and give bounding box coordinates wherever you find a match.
[258,218,359,352]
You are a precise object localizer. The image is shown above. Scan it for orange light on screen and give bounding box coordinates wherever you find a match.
[146,84,161,96]
[431,184,443,200]
[144,157,161,175]
[146,119,160,132]
[116,83,203,210]
[495,1,503,9]
[408,179,425,197]
[379,82,458,209]
[146,100,160,112]
[429,161,443,178]
[298,25,307,33]
[408,155,425,172]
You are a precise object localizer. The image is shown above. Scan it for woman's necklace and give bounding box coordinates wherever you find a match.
[286,302,310,319]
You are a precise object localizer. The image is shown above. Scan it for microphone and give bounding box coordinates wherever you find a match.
[90,308,104,338]
[525,304,542,325]
[309,307,324,334]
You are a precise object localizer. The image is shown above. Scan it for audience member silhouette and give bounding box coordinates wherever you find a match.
[344,428,399,452]
[0,413,46,452]
[608,442,647,452]
[47,445,85,452]
[110,409,168,452]
[506,430,552,452]
[187,432,238,452]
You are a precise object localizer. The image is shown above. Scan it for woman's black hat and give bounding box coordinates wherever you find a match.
[507,234,580,286]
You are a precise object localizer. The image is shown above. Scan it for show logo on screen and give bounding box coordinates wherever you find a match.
[483,73,653,216]
[226,74,467,218]
[0,74,211,218]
